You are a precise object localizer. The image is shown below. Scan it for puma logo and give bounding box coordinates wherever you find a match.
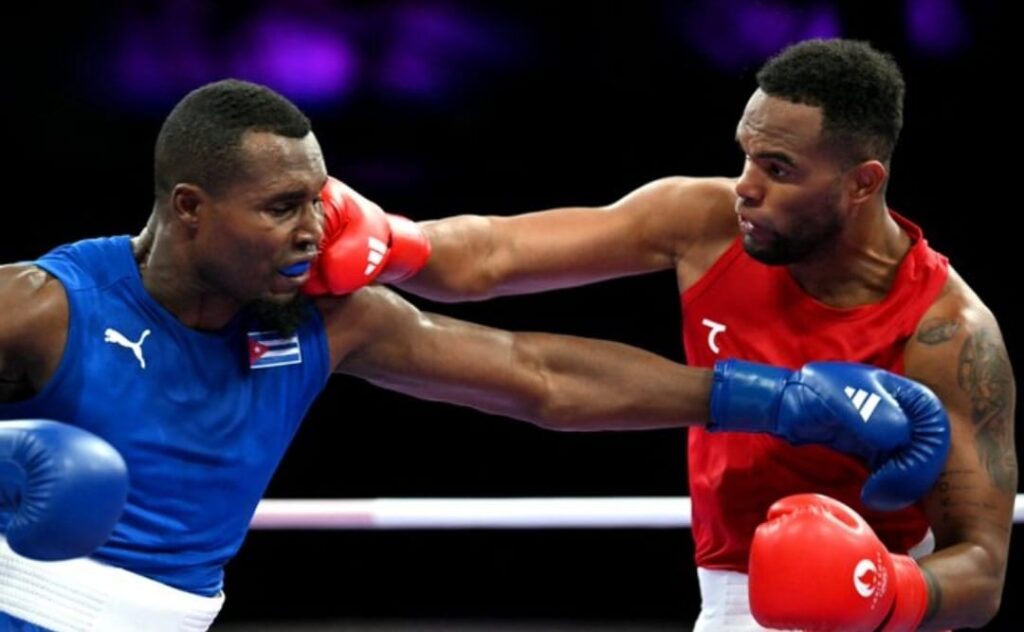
[104,327,151,369]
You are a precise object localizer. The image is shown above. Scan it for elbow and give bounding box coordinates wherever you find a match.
[531,384,628,431]
[401,263,502,303]
[526,375,579,431]
[507,333,649,432]
[433,276,502,303]
[969,581,1004,629]
[946,545,1009,629]
[412,216,504,302]
[972,549,1010,628]
[531,398,588,431]
[441,253,507,302]
[981,594,1003,629]
[511,336,584,432]
[958,593,1002,630]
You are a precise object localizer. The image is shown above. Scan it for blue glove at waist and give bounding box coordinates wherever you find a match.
[1,419,128,560]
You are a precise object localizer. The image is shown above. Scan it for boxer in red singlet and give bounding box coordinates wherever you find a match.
[393,39,1017,631]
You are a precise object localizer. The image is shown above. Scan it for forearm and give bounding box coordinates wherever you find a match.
[515,331,712,430]
[347,308,712,431]
[914,461,1015,629]
[397,215,501,302]
[916,542,1007,630]
[397,206,671,302]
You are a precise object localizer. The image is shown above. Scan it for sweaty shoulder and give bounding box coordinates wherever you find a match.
[0,264,70,400]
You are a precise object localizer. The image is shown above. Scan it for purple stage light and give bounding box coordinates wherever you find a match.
[678,1,841,72]
[905,0,970,55]
[230,12,358,104]
[379,4,521,100]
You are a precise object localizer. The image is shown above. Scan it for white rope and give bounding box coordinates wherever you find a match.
[250,494,1024,529]
[251,497,690,529]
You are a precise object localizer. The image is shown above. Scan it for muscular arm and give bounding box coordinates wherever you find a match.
[398,177,738,301]
[319,287,712,430]
[0,264,68,402]
[904,271,1017,630]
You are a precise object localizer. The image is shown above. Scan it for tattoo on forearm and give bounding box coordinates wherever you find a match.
[916,318,961,345]
[932,470,1011,533]
[956,328,1018,493]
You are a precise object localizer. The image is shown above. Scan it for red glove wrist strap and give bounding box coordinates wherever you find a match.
[878,555,928,632]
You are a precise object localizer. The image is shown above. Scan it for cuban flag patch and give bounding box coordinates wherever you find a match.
[248,330,302,369]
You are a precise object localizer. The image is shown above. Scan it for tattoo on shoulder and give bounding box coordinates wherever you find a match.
[916,318,961,345]
[957,327,1018,493]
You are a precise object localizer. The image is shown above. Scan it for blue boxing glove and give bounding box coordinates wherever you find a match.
[708,360,949,511]
[0,419,129,560]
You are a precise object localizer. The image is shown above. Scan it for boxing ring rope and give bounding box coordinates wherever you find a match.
[250,495,1024,529]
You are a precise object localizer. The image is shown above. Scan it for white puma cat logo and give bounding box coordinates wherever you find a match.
[104,328,151,369]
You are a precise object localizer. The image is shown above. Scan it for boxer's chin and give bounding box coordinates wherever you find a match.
[248,295,311,335]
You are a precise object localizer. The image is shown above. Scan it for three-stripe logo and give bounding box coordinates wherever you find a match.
[844,386,881,422]
[365,237,388,276]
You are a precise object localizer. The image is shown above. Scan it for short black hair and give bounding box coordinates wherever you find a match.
[154,79,311,197]
[756,39,904,165]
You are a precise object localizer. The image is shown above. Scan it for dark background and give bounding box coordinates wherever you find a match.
[6,1,1017,629]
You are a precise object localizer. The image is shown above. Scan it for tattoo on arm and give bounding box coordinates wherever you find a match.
[932,470,1012,534]
[956,328,1018,493]
[916,318,961,345]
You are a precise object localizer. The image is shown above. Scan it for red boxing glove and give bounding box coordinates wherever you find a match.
[303,177,431,296]
[749,494,929,632]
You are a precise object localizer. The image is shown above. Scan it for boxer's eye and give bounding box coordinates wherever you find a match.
[267,205,300,218]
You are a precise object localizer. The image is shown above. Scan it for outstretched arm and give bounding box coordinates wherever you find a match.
[903,272,1017,630]
[319,286,950,511]
[322,286,712,430]
[397,177,738,302]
